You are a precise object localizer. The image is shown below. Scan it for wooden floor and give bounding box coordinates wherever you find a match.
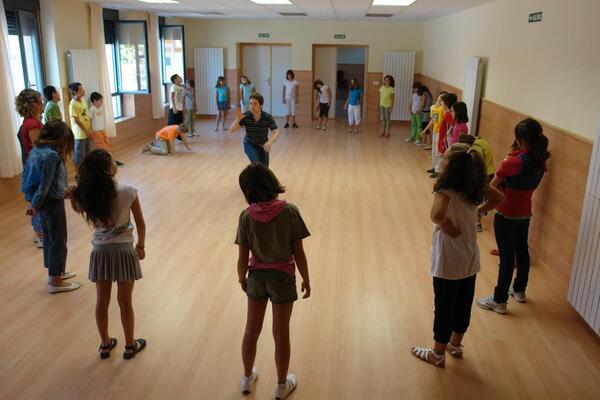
[1,118,599,400]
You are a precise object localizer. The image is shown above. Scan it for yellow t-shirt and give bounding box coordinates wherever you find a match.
[473,137,495,176]
[69,99,91,140]
[379,86,394,108]
[430,105,445,134]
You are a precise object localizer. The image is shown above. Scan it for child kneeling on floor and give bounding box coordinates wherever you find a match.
[235,163,311,399]
[67,149,147,360]
[142,123,191,155]
[411,143,504,367]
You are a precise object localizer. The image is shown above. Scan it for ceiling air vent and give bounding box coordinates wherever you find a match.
[278,12,308,16]
[365,13,394,17]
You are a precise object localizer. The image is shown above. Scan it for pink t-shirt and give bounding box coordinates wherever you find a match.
[449,122,469,145]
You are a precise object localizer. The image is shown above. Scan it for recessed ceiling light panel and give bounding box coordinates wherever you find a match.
[251,0,292,4]
[372,0,416,6]
[139,0,180,4]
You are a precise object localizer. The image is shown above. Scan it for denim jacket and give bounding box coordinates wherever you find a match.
[21,144,67,209]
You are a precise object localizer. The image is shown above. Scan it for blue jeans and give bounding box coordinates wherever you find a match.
[73,138,90,168]
[243,141,269,166]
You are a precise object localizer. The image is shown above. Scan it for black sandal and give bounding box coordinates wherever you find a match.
[99,338,118,359]
[123,338,147,360]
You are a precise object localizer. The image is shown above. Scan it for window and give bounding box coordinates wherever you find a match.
[5,7,44,94]
[104,20,122,118]
[160,25,185,103]
[117,21,149,93]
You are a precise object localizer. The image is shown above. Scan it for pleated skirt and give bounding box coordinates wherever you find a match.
[88,242,143,282]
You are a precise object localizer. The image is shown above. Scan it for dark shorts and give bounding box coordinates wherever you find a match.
[318,102,330,118]
[217,101,229,111]
[246,269,297,304]
[168,108,183,125]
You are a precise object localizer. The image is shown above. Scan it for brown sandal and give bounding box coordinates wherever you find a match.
[99,338,118,359]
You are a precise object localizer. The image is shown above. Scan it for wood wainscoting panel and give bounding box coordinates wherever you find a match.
[225,68,239,108]
[294,70,312,124]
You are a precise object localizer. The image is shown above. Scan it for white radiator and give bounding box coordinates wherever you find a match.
[194,48,224,115]
[568,118,600,336]
[66,49,100,101]
[463,57,483,134]
[383,51,415,121]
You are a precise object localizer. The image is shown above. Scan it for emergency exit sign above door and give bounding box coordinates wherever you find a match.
[334,34,346,39]
[258,33,270,38]
[528,11,542,23]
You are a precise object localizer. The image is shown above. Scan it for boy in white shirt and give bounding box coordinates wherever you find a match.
[89,92,124,166]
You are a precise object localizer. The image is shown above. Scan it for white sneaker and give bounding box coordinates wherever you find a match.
[48,282,81,294]
[240,367,258,394]
[186,133,194,138]
[274,374,297,399]
[34,236,44,248]
[61,271,76,280]
[476,295,507,314]
[509,285,526,303]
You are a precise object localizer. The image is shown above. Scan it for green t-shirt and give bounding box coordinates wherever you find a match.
[235,203,310,264]
[43,101,62,124]
[69,98,91,139]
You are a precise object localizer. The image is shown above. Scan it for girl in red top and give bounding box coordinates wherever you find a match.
[15,88,44,165]
[477,118,550,314]
[437,93,457,157]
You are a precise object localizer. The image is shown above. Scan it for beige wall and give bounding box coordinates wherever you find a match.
[182,19,424,73]
[53,0,90,87]
[423,0,600,140]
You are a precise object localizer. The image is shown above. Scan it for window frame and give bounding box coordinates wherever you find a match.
[159,24,186,85]
[104,19,122,119]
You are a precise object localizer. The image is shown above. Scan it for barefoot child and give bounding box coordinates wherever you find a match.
[21,121,81,294]
[235,163,311,399]
[67,149,147,360]
[411,143,504,367]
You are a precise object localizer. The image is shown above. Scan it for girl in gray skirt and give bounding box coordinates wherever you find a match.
[67,149,147,360]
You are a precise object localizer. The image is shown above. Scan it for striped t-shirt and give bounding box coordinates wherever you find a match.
[239,111,278,146]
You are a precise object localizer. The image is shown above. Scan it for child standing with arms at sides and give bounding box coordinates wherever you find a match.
[69,82,91,169]
[21,121,81,294]
[16,88,45,248]
[420,86,433,149]
[239,75,256,114]
[42,85,62,124]
[235,163,311,399]
[411,143,505,367]
[407,82,425,144]
[477,119,550,314]
[89,92,124,167]
[142,124,191,156]
[313,79,332,131]
[379,75,395,138]
[215,76,230,131]
[168,74,184,126]
[448,101,469,146]
[437,93,457,168]
[343,78,362,134]
[282,70,299,129]
[422,91,447,178]
[184,79,198,137]
[67,149,147,360]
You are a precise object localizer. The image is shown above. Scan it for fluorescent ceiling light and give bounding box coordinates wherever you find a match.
[372,0,416,5]
[250,0,292,4]
[139,0,180,4]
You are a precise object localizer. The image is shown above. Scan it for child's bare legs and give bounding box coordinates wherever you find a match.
[215,111,222,130]
[95,281,112,345]
[222,110,229,130]
[117,281,135,348]
[449,332,464,348]
[272,302,294,384]
[433,341,448,356]
[322,117,328,129]
[242,297,268,377]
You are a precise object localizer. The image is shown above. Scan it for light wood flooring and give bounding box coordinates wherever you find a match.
[0,118,599,400]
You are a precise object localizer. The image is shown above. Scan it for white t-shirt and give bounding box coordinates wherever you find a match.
[92,184,137,246]
[89,105,106,132]
[430,190,480,280]
[170,84,184,111]
[411,93,422,114]
[283,79,298,100]
[318,85,330,103]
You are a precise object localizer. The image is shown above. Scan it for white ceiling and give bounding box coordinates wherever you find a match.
[96,0,496,21]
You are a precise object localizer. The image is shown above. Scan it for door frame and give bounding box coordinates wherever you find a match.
[238,42,292,114]
[312,44,369,120]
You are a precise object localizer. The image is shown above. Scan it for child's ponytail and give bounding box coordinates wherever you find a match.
[515,118,550,171]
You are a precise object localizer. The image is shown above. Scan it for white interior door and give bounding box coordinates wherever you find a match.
[242,45,271,112]
[194,48,224,115]
[314,47,337,119]
[383,51,415,121]
[270,46,292,117]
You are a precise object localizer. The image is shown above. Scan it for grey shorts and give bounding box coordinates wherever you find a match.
[246,269,297,304]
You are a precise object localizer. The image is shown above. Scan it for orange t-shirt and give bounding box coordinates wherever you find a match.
[156,125,179,141]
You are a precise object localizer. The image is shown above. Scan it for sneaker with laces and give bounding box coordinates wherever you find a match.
[509,285,526,303]
[48,282,81,294]
[274,374,297,399]
[240,367,258,394]
[34,236,44,248]
[476,295,507,314]
[61,271,76,280]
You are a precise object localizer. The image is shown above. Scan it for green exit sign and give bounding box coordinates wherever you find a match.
[528,11,542,23]
[258,33,270,38]
[334,34,346,39]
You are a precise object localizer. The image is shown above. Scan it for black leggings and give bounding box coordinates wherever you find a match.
[40,198,68,277]
[493,213,531,303]
[433,275,476,344]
